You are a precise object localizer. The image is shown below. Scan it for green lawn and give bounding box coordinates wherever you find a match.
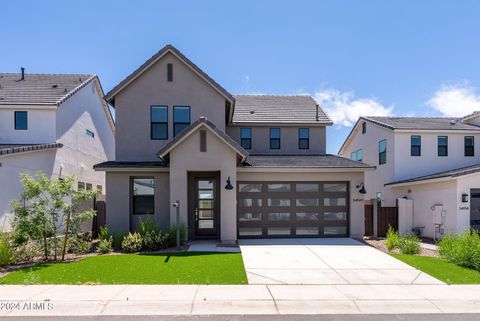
[0,252,247,285]
[392,254,480,284]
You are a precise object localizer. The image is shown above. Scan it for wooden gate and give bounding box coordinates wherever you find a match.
[378,206,398,237]
[364,204,374,236]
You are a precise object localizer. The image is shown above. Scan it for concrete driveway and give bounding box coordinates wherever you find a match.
[239,238,444,285]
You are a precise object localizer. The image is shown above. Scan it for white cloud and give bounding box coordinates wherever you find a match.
[426,83,480,117]
[314,89,394,127]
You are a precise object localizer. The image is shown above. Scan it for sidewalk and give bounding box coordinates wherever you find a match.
[1,284,480,316]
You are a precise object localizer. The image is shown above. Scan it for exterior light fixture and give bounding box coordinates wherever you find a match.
[225,176,233,190]
[356,183,366,194]
[462,193,469,203]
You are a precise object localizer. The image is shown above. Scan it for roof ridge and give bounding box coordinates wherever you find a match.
[0,72,94,76]
[234,94,312,97]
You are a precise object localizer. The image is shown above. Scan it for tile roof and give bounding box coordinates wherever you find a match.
[0,143,63,156]
[243,154,374,168]
[93,160,168,169]
[364,116,480,131]
[232,95,332,125]
[0,73,96,105]
[386,163,480,186]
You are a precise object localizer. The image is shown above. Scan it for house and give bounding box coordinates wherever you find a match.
[0,70,115,231]
[94,45,374,244]
[339,115,480,239]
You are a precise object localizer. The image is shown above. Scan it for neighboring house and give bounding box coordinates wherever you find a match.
[339,115,480,239]
[94,44,374,243]
[0,71,115,231]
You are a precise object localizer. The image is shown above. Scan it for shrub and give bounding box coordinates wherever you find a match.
[12,241,42,263]
[98,226,111,242]
[166,223,187,248]
[121,232,142,253]
[385,225,399,252]
[397,233,421,255]
[142,231,168,251]
[438,229,480,271]
[0,234,13,266]
[113,232,127,250]
[138,218,158,238]
[68,238,92,255]
[97,238,113,254]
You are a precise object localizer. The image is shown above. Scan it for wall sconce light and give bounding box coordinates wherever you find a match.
[356,183,366,194]
[225,176,233,190]
[462,193,469,203]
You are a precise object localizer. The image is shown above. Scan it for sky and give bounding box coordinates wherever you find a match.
[2,0,480,153]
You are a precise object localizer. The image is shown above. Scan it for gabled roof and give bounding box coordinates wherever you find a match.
[460,110,480,122]
[364,116,480,131]
[243,154,374,169]
[0,73,95,106]
[105,45,234,105]
[232,95,332,125]
[386,163,480,187]
[93,160,168,170]
[156,117,249,162]
[0,143,63,156]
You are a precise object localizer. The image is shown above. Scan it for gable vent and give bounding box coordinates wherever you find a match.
[200,130,207,152]
[167,63,173,82]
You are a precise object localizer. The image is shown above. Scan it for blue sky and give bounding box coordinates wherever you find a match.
[2,0,480,153]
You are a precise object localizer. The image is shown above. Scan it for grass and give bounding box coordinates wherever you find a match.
[0,252,247,285]
[392,254,480,284]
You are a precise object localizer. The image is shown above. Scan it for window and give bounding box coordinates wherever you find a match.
[357,149,363,162]
[362,122,366,134]
[86,183,92,190]
[173,106,190,136]
[96,185,103,194]
[379,139,387,164]
[465,136,474,157]
[86,129,95,138]
[411,135,421,156]
[240,128,252,149]
[167,63,173,82]
[298,128,309,149]
[151,106,168,140]
[270,128,281,149]
[77,181,85,190]
[14,111,27,130]
[132,178,154,215]
[351,152,357,161]
[438,136,448,156]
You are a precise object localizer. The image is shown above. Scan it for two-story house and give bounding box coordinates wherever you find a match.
[94,45,374,244]
[339,116,480,238]
[0,71,115,231]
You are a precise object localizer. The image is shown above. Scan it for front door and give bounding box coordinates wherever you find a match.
[194,177,219,238]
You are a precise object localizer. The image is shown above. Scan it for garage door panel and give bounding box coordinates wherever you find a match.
[237,181,349,238]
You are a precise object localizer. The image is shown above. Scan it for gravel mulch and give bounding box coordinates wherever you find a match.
[363,237,439,257]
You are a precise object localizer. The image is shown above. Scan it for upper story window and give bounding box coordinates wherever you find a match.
[14,111,27,130]
[351,151,357,161]
[240,128,252,150]
[86,129,95,138]
[132,178,154,215]
[298,128,309,149]
[151,105,168,140]
[438,136,448,157]
[465,136,474,157]
[378,139,386,165]
[270,128,281,149]
[357,149,363,162]
[173,106,190,136]
[362,122,366,134]
[411,135,421,156]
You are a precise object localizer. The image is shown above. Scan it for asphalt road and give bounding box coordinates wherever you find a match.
[1,315,479,321]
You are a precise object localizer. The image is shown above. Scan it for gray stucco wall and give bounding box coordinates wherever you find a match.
[105,171,170,234]
[226,125,326,154]
[114,52,228,161]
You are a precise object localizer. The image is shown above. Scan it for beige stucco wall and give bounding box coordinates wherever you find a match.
[105,171,170,234]
[169,127,238,242]
[226,125,326,154]
[115,52,228,161]
[236,170,366,238]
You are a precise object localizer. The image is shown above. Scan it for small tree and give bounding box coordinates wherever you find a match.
[11,171,96,261]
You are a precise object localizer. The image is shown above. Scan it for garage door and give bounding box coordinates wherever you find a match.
[237,181,349,238]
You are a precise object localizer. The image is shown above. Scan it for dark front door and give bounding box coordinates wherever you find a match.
[194,177,219,238]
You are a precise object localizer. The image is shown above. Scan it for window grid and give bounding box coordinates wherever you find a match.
[465,136,474,157]
[270,128,281,149]
[240,128,252,150]
[151,105,168,140]
[438,136,448,157]
[379,139,386,165]
[14,111,27,130]
[411,135,421,156]
[173,106,191,137]
[298,128,309,149]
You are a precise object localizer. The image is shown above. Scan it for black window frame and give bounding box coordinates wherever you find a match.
[150,105,168,140]
[14,111,28,130]
[298,128,309,150]
[131,177,155,215]
[86,129,95,138]
[438,136,448,157]
[240,128,252,150]
[270,128,281,150]
[173,106,191,137]
[411,135,421,156]
[378,139,387,165]
[77,181,85,190]
[465,136,474,157]
[362,122,366,134]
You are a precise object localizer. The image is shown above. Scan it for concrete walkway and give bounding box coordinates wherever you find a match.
[1,284,480,316]
[239,238,443,285]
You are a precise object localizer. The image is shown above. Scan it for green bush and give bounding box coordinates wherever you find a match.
[98,226,111,242]
[397,233,421,255]
[166,224,187,248]
[121,232,142,253]
[438,229,480,271]
[0,234,13,266]
[385,225,399,252]
[97,238,113,254]
[138,218,158,237]
[68,238,92,255]
[142,231,168,251]
[113,232,127,250]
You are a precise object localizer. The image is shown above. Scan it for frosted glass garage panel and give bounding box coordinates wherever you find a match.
[239,184,262,192]
[324,226,347,236]
[239,228,262,236]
